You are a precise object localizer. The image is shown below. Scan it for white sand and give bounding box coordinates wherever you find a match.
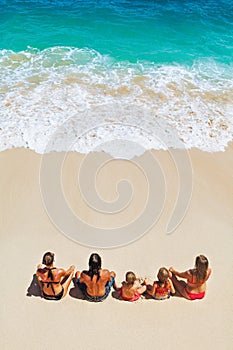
[0,146,232,350]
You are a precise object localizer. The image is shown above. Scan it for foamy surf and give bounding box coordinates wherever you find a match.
[1,47,232,158]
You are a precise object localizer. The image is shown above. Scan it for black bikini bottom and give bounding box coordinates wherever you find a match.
[42,287,64,301]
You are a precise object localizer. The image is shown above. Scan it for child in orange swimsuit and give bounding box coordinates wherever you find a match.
[118,271,147,302]
[146,267,175,300]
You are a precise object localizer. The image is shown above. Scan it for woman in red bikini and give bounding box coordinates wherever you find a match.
[169,255,211,300]
[36,252,75,301]
[118,271,147,302]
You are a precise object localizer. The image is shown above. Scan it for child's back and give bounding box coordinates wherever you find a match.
[147,267,175,300]
[119,271,146,302]
[153,279,173,299]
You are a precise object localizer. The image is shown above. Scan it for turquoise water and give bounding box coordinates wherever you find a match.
[0,0,233,154]
[1,0,233,64]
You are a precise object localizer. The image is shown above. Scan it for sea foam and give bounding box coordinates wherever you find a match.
[0,47,233,158]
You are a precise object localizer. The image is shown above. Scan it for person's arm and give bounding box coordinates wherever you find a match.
[168,279,175,294]
[206,268,212,281]
[58,265,75,280]
[169,267,190,279]
[36,269,42,281]
[36,265,44,281]
[134,279,142,288]
[148,282,157,296]
[64,265,75,276]
[75,270,80,279]
[104,269,115,282]
[144,277,152,286]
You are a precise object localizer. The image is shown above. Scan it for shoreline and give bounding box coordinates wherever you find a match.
[1,140,233,159]
[0,146,232,349]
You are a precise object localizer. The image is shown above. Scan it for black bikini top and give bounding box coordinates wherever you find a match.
[41,267,60,287]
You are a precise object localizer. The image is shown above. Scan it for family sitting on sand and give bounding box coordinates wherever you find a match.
[36,252,211,302]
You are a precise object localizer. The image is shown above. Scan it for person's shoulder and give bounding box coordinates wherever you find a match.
[37,266,46,274]
[56,268,66,276]
[36,264,45,272]
[121,282,127,289]
[81,270,89,278]
[101,269,111,279]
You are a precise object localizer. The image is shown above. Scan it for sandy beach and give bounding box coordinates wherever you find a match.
[0,145,232,350]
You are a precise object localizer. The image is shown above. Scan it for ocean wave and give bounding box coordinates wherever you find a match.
[0,47,233,157]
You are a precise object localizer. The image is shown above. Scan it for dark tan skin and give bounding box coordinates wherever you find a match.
[36,263,75,299]
[75,269,116,297]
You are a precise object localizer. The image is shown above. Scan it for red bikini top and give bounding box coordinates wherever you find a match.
[155,280,171,296]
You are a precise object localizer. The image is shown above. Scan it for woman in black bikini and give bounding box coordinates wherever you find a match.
[36,252,75,301]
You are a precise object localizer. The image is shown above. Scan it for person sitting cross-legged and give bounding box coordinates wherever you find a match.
[75,253,117,302]
[36,251,74,301]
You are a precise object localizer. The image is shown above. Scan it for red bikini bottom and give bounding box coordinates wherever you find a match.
[185,288,205,300]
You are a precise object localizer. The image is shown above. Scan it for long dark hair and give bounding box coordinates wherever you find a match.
[88,253,102,281]
[194,255,209,282]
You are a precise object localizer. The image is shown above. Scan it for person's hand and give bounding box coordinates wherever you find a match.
[75,270,80,279]
[169,267,175,273]
[37,264,43,269]
[144,277,151,286]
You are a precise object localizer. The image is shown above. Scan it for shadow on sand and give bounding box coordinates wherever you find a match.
[69,278,86,300]
[26,274,42,297]
[111,290,180,301]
